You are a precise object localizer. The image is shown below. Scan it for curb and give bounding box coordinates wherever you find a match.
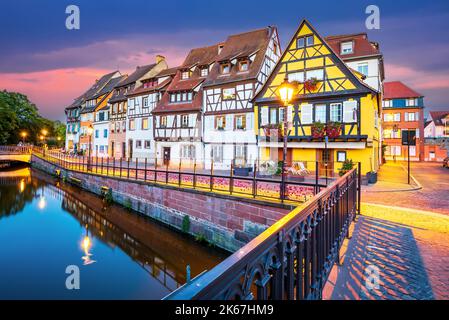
[363,164,423,193]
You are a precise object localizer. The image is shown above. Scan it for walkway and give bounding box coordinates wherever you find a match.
[323,203,449,300]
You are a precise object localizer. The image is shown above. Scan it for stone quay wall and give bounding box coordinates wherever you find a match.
[31,155,291,252]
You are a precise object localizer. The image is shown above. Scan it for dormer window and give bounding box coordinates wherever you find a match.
[341,41,354,55]
[220,63,231,74]
[238,60,249,72]
[181,70,191,80]
[218,44,224,54]
[200,67,209,77]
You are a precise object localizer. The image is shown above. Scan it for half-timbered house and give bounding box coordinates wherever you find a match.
[202,27,281,170]
[65,71,120,153]
[253,20,382,177]
[125,66,177,161]
[108,56,167,159]
[152,45,219,168]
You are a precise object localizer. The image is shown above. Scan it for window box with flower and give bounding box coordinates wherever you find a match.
[261,124,283,137]
[311,122,326,139]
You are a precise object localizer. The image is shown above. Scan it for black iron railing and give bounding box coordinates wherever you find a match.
[29,147,332,203]
[164,167,359,300]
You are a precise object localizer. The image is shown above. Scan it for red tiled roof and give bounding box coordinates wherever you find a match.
[204,27,275,87]
[429,111,449,126]
[383,81,423,99]
[127,77,172,97]
[325,33,381,60]
[167,78,204,92]
[152,90,203,114]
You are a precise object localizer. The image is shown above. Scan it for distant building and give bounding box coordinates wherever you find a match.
[325,33,384,92]
[108,57,167,159]
[382,81,425,161]
[424,111,449,161]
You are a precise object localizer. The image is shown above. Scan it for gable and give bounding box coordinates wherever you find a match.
[254,19,374,103]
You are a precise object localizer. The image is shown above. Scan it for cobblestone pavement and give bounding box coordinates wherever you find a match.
[363,162,449,215]
[323,205,449,300]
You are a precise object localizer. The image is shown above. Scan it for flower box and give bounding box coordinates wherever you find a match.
[326,122,342,139]
[311,122,326,139]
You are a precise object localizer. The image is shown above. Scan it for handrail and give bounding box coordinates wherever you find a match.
[0,146,32,154]
[164,167,358,300]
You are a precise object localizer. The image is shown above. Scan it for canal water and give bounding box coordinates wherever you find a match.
[0,164,227,299]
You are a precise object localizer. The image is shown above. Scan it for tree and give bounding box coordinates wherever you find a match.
[0,90,63,145]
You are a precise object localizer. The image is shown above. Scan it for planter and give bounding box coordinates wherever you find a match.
[367,171,378,184]
[311,126,326,139]
[234,167,252,177]
[263,127,283,137]
[326,123,342,139]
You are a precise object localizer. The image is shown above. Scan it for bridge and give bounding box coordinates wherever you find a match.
[0,146,32,163]
[1,145,361,300]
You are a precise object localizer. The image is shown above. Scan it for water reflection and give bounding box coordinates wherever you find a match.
[0,165,227,299]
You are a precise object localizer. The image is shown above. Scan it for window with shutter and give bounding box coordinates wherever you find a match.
[343,101,357,123]
[301,104,313,124]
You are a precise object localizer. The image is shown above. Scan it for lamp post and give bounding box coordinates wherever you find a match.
[20,131,27,144]
[277,77,295,201]
[87,125,94,171]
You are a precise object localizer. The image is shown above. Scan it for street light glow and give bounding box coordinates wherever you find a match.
[278,77,296,106]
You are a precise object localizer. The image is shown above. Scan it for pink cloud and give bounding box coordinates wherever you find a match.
[385,63,449,90]
[0,68,113,120]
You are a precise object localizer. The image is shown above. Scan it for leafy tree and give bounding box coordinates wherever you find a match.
[0,90,63,145]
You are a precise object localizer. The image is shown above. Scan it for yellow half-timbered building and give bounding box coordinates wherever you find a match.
[253,20,381,177]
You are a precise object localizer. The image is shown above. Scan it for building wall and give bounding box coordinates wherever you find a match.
[423,144,448,162]
[382,107,425,161]
[93,121,109,158]
[345,58,382,92]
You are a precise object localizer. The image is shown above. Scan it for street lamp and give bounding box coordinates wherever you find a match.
[87,125,94,171]
[277,77,296,201]
[20,131,27,143]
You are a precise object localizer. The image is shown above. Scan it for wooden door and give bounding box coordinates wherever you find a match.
[317,149,334,177]
[163,147,171,166]
[277,148,293,166]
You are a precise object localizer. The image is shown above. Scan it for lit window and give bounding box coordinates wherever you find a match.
[341,41,353,55]
[222,88,236,100]
[239,60,249,72]
[215,116,225,130]
[181,71,190,79]
[160,116,167,128]
[221,63,231,74]
[384,114,394,122]
[142,118,149,130]
[201,68,209,77]
[235,115,246,130]
[129,119,135,130]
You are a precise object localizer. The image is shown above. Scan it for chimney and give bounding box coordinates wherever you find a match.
[156,55,165,63]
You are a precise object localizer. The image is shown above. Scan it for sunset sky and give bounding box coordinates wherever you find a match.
[0,0,448,120]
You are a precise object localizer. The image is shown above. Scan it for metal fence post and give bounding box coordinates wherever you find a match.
[135,157,138,180]
[144,158,147,181]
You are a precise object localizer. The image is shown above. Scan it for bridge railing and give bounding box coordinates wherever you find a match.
[0,146,32,154]
[164,167,359,300]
